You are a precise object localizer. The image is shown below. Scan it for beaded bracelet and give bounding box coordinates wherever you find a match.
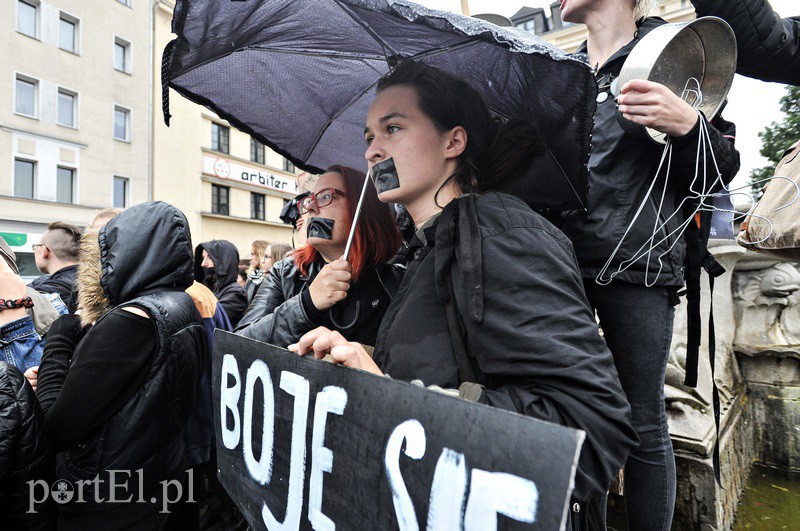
[0,297,34,311]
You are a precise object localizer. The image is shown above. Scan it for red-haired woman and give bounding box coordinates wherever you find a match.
[235,165,403,347]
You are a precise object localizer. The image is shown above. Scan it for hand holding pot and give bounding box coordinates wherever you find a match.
[618,79,700,137]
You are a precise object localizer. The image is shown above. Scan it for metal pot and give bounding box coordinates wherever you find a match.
[614,17,737,144]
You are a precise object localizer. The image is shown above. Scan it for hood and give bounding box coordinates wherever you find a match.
[194,240,240,290]
[95,201,194,310]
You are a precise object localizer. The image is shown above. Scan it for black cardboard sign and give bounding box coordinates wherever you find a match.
[212,331,584,530]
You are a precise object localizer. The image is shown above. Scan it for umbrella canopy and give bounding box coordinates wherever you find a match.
[163,0,597,210]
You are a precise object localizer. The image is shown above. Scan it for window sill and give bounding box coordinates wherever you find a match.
[16,31,41,42]
[57,123,78,130]
[113,137,131,144]
[59,47,80,56]
[13,112,38,121]
[114,68,133,76]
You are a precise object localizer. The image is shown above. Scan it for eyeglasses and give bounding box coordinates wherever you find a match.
[31,243,47,252]
[297,188,345,215]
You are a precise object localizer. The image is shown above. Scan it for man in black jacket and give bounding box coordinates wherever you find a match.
[194,240,248,327]
[692,0,799,85]
[30,222,82,312]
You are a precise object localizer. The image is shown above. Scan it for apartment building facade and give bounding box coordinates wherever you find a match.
[1,0,150,275]
[152,0,296,256]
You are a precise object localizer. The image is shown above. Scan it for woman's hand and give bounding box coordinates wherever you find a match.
[308,259,352,311]
[24,366,38,392]
[618,79,700,137]
[289,327,383,375]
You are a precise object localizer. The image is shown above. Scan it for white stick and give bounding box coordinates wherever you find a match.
[343,169,372,261]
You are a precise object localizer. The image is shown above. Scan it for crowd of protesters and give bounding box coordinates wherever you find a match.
[0,0,796,529]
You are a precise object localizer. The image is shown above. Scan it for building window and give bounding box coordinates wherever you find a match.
[17,0,37,38]
[15,76,37,117]
[114,106,130,141]
[250,137,265,164]
[57,89,77,127]
[212,185,229,215]
[251,192,265,220]
[57,167,74,203]
[114,37,131,72]
[282,157,295,173]
[116,0,131,6]
[113,176,129,208]
[59,13,78,53]
[211,123,229,153]
[14,159,35,199]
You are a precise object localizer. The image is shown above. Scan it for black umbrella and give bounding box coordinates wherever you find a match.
[162,0,597,210]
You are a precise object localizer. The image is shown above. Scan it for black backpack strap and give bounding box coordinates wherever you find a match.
[683,209,725,486]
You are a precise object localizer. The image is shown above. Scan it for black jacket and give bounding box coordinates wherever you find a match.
[0,363,56,530]
[236,257,403,347]
[693,0,800,85]
[29,264,78,313]
[373,193,638,502]
[194,240,248,327]
[556,18,740,287]
[40,202,207,523]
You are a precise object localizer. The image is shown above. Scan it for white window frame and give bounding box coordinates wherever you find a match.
[13,158,37,199]
[113,175,130,208]
[56,165,77,204]
[14,73,38,119]
[113,36,132,74]
[116,0,133,7]
[16,0,39,40]
[113,104,131,142]
[58,11,81,54]
[57,87,79,128]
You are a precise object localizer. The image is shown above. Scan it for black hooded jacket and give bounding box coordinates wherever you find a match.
[692,0,800,85]
[374,193,638,502]
[555,18,740,287]
[194,240,248,327]
[0,363,56,529]
[36,202,207,526]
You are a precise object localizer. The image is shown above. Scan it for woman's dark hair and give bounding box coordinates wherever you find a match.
[375,60,545,196]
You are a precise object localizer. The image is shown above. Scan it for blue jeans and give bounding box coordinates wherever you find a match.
[583,281,677,531]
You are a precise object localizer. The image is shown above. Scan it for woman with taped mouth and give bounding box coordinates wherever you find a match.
[289,60,638,527]
[235,165,403,348]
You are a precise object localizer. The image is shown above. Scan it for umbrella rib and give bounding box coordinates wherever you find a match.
[239,45,387,62]
[333,0,398,60]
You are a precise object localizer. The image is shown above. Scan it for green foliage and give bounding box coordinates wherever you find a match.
[749,86,800,200]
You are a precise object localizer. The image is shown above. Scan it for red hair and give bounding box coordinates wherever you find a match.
[294,165,401,281]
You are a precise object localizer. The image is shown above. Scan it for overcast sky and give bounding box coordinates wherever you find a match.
[416,0,797,196]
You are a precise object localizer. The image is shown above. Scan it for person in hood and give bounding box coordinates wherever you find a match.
[36,201,207,529]
[554,1,741,529]
[692,0,799,85]
[194,240,248,327]
[236,165,403,348]
[290,61,638,530]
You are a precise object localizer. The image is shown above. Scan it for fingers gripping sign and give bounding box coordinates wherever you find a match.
[618,79,700,137]
[289,327,383,375]
[308,259,352,311]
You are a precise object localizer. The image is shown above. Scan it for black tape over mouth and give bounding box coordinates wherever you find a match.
[307,218,335,240]
[371,158,400,194]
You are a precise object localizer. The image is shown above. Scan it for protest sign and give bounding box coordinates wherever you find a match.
[213,331,585,530]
